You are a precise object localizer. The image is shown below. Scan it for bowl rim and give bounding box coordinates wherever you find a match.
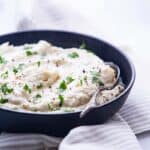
[0,30,136,116]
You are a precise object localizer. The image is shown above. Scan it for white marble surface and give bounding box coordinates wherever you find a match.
[0,0,150,149]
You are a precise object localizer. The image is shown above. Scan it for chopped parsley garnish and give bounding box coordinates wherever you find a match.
[36,83,43,89]
[13,67,18,74]
[84,75,87,81]
[59,80,67,92]
[80,79,83,85]
[1,71,8,79]
[91,71,100,77]
[37,61,41,67]
[68,52,79,58]
[58,94,64,106]
[26,51,38,56]
[79,42,86,49]
[79,42,94,53]
[66,76,74,84]
[91,71,104,86]
[58,77,74,93]
[23,84,31,94]
[26,51,32,56]
[35,93,42,98]
[0,83,13,95]
[13,64,24,74]
[48,103,53,111]
[0,97,8,104]
[0,56,6,64]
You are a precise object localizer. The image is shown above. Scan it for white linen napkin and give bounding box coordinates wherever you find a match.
[0,0,150,150]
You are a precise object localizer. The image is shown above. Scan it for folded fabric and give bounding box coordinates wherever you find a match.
[0,133,61,150]
[59,115,142,150]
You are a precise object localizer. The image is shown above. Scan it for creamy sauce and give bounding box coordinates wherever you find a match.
[0,41,124,112]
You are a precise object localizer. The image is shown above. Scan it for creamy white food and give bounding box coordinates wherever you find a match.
[0,41,124,112]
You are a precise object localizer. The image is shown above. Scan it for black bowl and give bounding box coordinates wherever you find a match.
[0,30,135,137]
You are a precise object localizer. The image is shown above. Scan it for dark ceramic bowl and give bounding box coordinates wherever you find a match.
[0,30,135,137]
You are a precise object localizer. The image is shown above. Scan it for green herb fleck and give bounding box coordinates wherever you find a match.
[48,103,53,111]
[68,52,79,58]
[26,50,32,56]
[36,83,43,89]
[0,83,13,95]
[80,79,83,85]
[91,71,100,77]
[66,76,74,84]
[37,61,41,67]
[0,97,8,104]
[79,42,94,54]
[1,71,8,79]
[0,56,6,64]
[13,64,24,75]
[91,71,104,86]
[26,50,37,56]
[58,94,64,106]
[84,75,87,81]
[23,84,31,94]
[59,80,67,92]
[35,93,42,98]
[79,42,86,49]
[98,80,104,86]
[13,67,18,74]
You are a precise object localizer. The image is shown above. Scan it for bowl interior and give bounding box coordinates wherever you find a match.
[0,30,134,88]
